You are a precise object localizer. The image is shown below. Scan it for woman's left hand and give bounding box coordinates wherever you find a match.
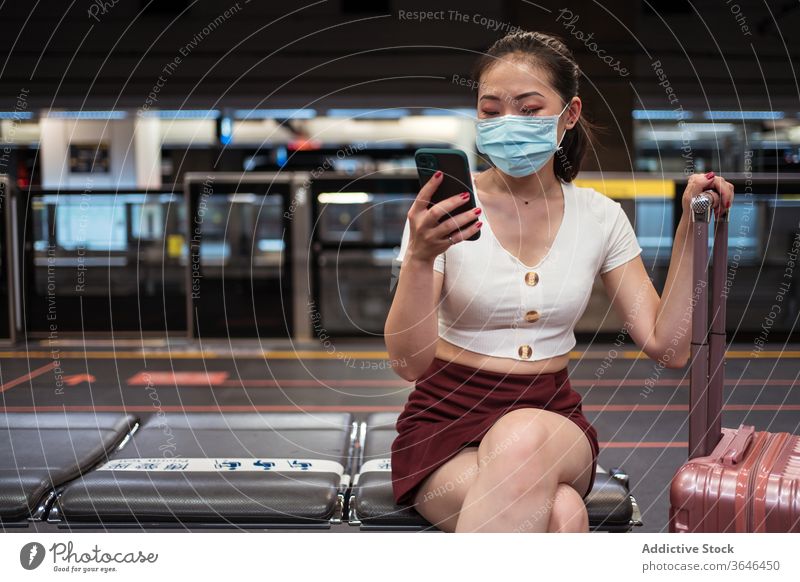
[680,171,735,218]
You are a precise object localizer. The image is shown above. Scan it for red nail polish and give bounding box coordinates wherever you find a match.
[706,172,714,178]
[476,221,483,228]
[460,192,470,199]
[434,170,442,178]
[474,208,482,215]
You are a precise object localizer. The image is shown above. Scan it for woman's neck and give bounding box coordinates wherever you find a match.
[479,165,561,201]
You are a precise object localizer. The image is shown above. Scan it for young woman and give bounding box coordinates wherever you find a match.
[384,30,734,533]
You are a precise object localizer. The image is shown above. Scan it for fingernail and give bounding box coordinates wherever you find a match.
[460,192,470,199]
[476,221,483,228]
[434,170,442,178]
[474,208,482,215]
[706,171,714,178]
[727,200,731,208]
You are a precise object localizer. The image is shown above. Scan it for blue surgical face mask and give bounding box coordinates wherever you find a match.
[475,99,573,178]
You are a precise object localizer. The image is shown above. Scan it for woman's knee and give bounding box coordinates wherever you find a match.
[479,410,559,481]
[479,408,593,501]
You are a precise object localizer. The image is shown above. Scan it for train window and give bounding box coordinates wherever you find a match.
[26,190,187,333]
[316,192,414,245]
[31,194,125,252]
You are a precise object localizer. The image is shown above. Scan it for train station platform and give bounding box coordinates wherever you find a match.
[2,339,797,533]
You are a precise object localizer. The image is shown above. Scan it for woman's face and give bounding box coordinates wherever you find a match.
[476,58,580,136]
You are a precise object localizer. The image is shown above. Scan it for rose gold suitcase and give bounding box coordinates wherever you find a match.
[668,191,800,533]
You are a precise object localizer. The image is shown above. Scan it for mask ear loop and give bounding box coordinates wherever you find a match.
[554,98,575,151]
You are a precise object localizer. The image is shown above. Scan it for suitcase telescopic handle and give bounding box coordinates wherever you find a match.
[688,190,730,460]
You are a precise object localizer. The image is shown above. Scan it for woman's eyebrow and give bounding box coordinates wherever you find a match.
[479,91,545,102]
[513,91,545,100]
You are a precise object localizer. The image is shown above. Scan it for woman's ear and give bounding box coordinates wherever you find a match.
[565,96,582,129]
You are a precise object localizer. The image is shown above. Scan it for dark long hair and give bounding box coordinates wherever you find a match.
[470,30,599,182]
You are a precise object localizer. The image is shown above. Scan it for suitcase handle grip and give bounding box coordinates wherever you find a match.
[720,425,755,466]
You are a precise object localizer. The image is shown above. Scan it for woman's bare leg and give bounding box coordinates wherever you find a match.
[411,445,480,532]
[454,408,593,533]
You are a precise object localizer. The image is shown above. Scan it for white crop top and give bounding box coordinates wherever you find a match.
[393,178,643,362]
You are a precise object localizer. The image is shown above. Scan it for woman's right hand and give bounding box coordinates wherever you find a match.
[405,170,483,263]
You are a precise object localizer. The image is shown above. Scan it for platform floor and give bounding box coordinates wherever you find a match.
[2,339,798,533]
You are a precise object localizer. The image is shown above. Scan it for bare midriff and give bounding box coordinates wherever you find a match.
[435,337,570,375]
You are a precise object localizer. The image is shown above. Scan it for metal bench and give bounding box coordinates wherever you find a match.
[348,412,643,532]
[0,411,136,528]
[49,412,356,529]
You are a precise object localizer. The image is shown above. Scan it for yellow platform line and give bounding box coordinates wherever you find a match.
[1,349,799,360]
[0,351,217,359]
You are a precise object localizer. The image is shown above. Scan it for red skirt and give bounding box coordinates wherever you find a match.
[390,356,599,507]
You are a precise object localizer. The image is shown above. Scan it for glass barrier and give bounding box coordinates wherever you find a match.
[185,178,291,338]
[310,173,418,335]
[721,194,798,334]
[316,192,414,245]
[22,189,186,334]
[7,173,797,341]
[635,197,674,265]
[0,176,12,340]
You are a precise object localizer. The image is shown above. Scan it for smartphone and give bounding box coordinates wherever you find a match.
[414,147,480,241]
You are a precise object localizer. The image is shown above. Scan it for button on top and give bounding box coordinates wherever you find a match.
[524,310,540,323]
[518,345,532,359]
[525,271,539,286]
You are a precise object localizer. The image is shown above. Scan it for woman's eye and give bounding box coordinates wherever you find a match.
[520,108,541,115]
[481,111,499,117]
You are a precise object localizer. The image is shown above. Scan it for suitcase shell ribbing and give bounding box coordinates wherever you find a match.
[670,426,800,532]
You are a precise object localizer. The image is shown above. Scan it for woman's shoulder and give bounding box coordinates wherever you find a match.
[566,179,616,224]
[566,178,603,198]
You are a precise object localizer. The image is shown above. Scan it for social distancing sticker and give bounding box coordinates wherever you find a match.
[97,458,345,474]
[359,458,391,473]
